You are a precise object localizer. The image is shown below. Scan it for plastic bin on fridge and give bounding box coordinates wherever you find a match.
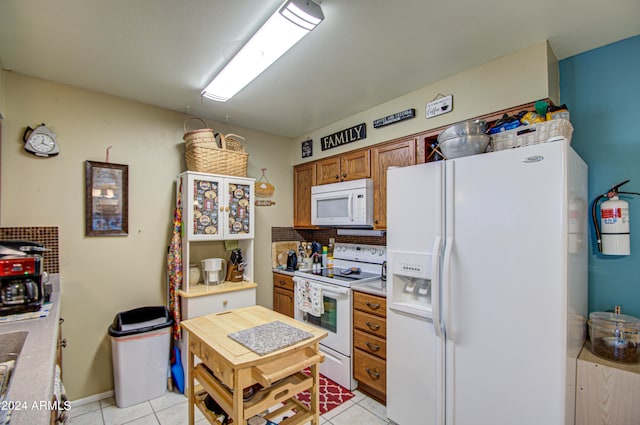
[108,306,173,408]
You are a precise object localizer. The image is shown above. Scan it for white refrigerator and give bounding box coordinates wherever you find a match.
[386,140,588,425]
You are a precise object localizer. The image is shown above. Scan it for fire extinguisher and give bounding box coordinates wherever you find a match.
[591,180,639,255]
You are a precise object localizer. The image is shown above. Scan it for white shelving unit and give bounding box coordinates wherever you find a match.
[175,171,258,388]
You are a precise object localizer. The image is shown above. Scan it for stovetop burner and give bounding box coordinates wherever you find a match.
[296,267,380,285]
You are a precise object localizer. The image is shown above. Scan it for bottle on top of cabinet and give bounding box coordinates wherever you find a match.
[179,171,255,241]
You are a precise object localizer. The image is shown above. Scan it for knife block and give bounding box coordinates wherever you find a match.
[225,264,243,282]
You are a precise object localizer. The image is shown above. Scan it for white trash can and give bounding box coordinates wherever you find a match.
[108,306,173,408]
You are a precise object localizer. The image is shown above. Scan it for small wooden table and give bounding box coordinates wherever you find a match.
[181,305,327,425]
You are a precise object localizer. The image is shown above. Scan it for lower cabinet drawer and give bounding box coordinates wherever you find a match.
[353,349,386,395]
[200,345,235,389]
[353,310,386,339]
[353,329,386,360]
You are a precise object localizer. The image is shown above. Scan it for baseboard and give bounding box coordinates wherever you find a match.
[70,390,114,407]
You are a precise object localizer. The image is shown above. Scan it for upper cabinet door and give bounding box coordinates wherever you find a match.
[293,162,316,228]
[316,156,341,185]
[181,172,254,240]
[372,138,417,229]
[185,173,224,240]
[223,177,255,239]
[316,149,371,185]
[341,149,371,181]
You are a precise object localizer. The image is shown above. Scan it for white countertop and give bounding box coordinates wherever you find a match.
[348,279,387,298]
[1,274,61,425]
[272,268,295,276]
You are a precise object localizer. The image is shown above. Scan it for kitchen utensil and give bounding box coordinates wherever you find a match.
[437,120,488,143]
[201,258,226,285]
[339,267,361,275]
[286,250,298,271]
[438,134,490,159]
[300,258,313,271]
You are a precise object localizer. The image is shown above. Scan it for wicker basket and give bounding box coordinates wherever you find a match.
[255,181,274,197]
[224,134,246,152]
[490,118,573,152]
[183,117,217,145]
[255,168,274,197]
[183,118,248,177]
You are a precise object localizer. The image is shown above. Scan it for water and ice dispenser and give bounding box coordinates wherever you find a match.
[388,251,434,318]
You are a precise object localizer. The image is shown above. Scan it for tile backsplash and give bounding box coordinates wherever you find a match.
[272,227,386,246]
[0,226,60,273]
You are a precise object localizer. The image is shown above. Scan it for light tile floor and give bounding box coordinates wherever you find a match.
[68,389,390,425]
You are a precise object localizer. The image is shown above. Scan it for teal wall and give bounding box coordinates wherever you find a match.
[559,35,640,317]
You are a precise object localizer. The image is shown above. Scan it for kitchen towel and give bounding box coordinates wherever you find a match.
[295,277,324,317]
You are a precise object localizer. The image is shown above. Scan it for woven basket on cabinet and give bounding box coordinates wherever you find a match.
[183,117,248,177]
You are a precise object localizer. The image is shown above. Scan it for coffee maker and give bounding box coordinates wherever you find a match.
[0,256,44,316]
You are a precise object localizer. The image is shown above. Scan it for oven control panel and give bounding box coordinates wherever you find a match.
[334,243,386,263]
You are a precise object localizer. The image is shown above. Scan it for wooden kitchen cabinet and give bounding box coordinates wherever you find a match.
[316,149,371,185]
[352,291,387,403]
[293,162,316,227]
[273,272,295,318]
[575,342,640,425]
[371,137,417,229]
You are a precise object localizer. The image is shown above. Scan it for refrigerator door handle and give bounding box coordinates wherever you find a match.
[431,235,444,338]
[442,235,454,338]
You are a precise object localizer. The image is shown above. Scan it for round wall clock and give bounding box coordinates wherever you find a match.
[23,124,60,157]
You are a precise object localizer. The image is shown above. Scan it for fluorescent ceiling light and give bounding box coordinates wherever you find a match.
[202,0,324,102]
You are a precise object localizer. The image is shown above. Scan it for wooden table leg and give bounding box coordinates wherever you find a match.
[188,344,194,425]
[233,369,245,425]
[311,361,320,425]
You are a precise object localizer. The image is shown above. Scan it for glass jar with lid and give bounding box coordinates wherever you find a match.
[588,312,640,363]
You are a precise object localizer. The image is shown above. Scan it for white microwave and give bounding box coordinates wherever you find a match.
[311,178,373,227]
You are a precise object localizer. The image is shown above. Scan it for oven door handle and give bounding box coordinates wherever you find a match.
[315,282,350,295]
[295,278,350,296]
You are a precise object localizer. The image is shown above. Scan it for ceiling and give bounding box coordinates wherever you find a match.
[1,0,639,139]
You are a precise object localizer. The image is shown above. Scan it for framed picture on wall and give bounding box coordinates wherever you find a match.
[85,161,129,236]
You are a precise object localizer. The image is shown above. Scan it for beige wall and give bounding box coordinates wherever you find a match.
[0,72,292,400]
[291,41,557,164]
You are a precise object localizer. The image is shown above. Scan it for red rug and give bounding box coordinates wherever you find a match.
[294,368,355,415]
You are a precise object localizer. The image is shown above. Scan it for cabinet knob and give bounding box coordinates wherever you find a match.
[223,300,228,306]
[60,338,67,348]
[342,173,347,178]
[335,175,339,180]
[225,206,230,213]
[220,206,224,212]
